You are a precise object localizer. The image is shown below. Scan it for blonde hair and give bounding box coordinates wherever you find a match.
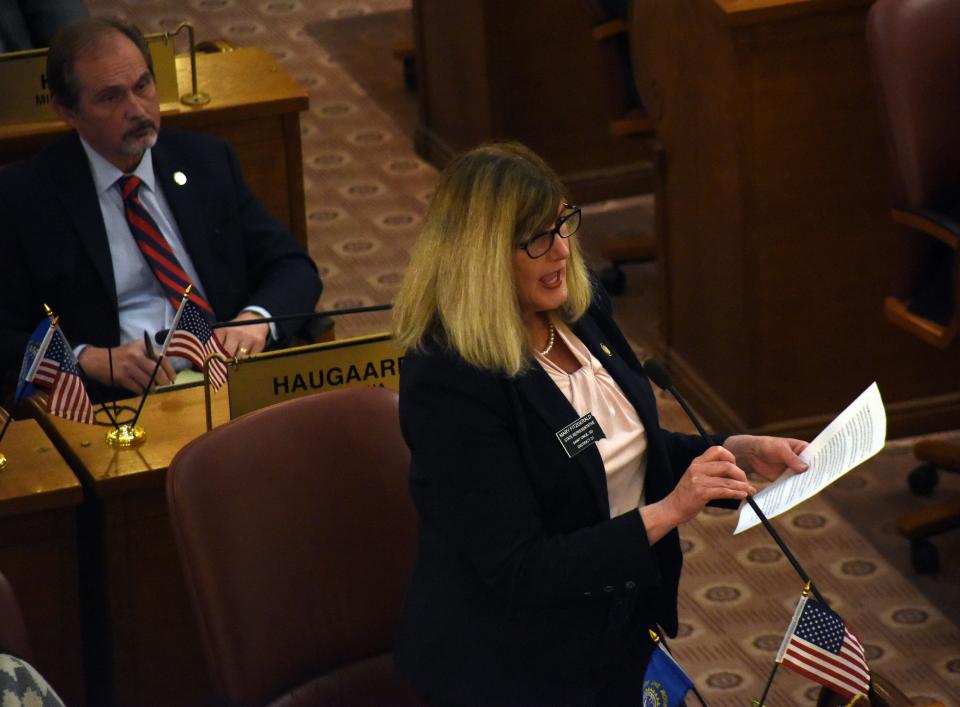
[393,142,592,376]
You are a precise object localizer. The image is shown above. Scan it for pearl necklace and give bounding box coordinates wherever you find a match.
[538,321,556,356]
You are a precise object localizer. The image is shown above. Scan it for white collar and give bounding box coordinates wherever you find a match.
[79,136,156,196]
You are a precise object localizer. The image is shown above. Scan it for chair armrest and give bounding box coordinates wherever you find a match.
[592,19,628,41]
[609,109,655,137]
[891,206,960,249]
[883,297,957,349]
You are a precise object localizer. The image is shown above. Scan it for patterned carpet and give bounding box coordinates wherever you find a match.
[85,2,960,704]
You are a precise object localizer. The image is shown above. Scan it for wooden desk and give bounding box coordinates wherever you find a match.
[0,419,84,707]
[411,0,656,203]
[630,0,960,439]
[0,47,309,246]
[41,386,230,707]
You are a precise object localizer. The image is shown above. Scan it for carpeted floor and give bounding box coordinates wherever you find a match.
[86,1,960,703]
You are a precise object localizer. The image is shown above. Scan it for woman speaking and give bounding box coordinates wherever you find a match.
[392,142,807,706]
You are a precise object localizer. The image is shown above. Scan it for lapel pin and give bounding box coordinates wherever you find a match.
[173,171,187,186]
[600,343,613,357]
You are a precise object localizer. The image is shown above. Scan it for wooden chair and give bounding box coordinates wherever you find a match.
[866,0,960,573]
[167,387,424,707]
[581,0,659,295]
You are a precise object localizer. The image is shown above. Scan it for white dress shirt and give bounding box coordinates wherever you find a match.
[78,139,274,364]
[537,321,648,518]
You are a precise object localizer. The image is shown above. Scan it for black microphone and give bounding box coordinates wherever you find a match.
[643,358,826,605]
[643,359,715,441]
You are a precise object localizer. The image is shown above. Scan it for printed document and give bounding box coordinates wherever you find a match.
[734,382,886,534]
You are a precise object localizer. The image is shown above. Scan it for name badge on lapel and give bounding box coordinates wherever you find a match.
[556,413,606,458]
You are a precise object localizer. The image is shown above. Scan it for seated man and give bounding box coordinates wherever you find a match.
[0,17,322,399]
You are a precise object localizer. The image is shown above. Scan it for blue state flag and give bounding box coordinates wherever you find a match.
[14,319,54,403]
[642,640,694,707]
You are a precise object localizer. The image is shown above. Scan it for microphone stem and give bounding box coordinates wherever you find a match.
[672,386,711,438]
[208,303,392,329]
[747,495,826,605]
[668,385,827,606]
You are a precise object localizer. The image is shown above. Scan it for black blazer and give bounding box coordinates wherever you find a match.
[0,128,321,392]
[394,292,716,706]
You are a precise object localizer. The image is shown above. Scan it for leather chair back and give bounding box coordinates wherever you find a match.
[167,387,423,707]
[867,0,960,209]
[0,570,32,662]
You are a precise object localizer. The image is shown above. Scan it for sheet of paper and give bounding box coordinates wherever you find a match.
[734,382,886,534]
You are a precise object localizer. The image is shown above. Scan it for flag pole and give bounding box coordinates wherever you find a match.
[0,406,12,469]
[129,286,191,429]
[0,404,14,447]
[757,582,812,707]
[754,663,780,707]
[40,305,122,431]
[127,356,163,431]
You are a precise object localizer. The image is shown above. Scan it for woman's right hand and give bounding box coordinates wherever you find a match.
[640,446,756,543]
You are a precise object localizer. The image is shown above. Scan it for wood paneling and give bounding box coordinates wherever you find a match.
[40,385,231,707]
[0,420,84,706]
[631,0,960,439]
[412,0,656,203]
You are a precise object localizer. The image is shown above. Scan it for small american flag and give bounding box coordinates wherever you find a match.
[163,299,229,390]
[29,328,96,424]
[777,595,870,700]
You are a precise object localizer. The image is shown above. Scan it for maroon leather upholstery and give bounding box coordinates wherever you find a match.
[867,0,960,208]
[167,387,424,707]
[0,570,32,662]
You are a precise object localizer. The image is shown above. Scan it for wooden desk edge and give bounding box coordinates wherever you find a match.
[0,95,309,141]
[0,420,85,513]
[706,0,873,26]
[0,485,84,518]
[0,48,309,140]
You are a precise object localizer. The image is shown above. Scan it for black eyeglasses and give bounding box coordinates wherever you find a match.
[517,204,582,258]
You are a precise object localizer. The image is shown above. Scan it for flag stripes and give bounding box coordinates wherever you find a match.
[26,328,95,424]
[782,635,870,697]
[163,299,230,391]
[33,360,59,386]
[49,368,95,423]
[777,597,871,701]
[166,333,228,389]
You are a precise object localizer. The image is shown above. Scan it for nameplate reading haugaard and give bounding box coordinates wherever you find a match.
[227,335,403,419]
[0,38,179,126]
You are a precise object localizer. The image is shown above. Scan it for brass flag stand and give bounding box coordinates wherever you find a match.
[104,419,147,448]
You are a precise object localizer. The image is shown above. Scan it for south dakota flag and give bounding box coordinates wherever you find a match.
[643,633,694,707]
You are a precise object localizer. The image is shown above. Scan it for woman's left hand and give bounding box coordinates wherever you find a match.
[722,435,809,482]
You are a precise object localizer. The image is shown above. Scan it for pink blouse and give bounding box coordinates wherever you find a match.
[536,321,648,518]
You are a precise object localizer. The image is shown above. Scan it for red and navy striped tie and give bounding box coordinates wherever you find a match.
[117,175,213,315]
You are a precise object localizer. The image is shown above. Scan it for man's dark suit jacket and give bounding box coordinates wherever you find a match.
[395,292,719,706]
[0,128,322,393]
